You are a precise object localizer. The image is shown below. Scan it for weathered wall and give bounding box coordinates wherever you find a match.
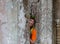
[0,0,18,44]
[0,0,52,44]
[40,0,52,44]
[17,0,26,44]
[25,0,53,44]
[0,0,26,44]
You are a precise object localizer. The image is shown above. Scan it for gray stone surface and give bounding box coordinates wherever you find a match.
[0,0,18,44]
[40,0,52,44]
[0,0,52,44]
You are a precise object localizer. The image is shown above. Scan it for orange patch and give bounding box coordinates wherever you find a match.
[31,28,37,41]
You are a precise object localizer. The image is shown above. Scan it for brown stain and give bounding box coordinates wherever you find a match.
[23,0,28,10]
[53,0,60,19]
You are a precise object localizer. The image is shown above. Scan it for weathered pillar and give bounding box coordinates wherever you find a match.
[0,0,18,44]
[17,0,26,44]
[40,0,52,44]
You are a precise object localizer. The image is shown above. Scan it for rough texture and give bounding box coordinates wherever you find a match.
[0,0,18,44]
[0,0,52,44]
[40,0,52,44]
[0,0,26,44]
[17,0,26,44]
[25,0,52,44]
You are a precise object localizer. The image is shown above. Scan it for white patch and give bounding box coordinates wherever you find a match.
[18,0,26,44]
